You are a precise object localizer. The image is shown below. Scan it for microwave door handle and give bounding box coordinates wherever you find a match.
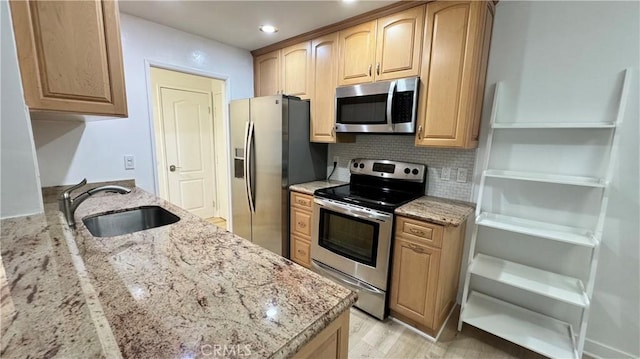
[386,80,397,129]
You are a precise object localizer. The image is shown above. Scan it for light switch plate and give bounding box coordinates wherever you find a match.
[124,155,135,170]
[441,167,451,181]
[457,168,468,183]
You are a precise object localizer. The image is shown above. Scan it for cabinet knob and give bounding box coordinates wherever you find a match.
[407,243,425,254]
[409,228,424,236]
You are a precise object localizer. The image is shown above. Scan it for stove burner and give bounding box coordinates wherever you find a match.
[314,159,427,212]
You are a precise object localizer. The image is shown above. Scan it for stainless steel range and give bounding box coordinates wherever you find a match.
[311,158,427,319]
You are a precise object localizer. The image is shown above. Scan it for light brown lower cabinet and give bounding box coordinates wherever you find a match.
[290,191,314,269]
[293,310,350,358]
[390,216,466,336]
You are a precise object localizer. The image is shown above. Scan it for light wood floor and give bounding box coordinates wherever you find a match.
[348,307,547,359]
[206,217,227,230]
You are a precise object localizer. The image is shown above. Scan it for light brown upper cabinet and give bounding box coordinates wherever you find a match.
[10,0,128,117]
[255,42,312,99]
[254,50,281,97]
[415,1,494,148]
[338,5,425,86]
[281,42,312,100]
[309,33,355,143]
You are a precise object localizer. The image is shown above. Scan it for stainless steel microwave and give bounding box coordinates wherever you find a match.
[334,77,419,134]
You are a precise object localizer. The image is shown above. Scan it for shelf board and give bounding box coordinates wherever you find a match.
[492,122,616,129]
[462,291,579,359]
[476,212,596,247]
[484,169,606,188]
[470,254,589,307]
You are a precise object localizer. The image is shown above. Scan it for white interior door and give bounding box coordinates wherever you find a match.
[160,87,215,218]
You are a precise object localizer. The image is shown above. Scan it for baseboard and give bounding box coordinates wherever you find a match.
[583,338,638,359]
[389,305,457,342]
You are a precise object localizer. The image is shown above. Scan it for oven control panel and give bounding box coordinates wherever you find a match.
[349,158,426,182]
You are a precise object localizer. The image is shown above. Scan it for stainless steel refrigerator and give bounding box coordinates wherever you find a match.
[230,95,327,256]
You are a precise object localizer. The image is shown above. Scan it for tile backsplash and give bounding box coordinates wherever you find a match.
[327,135,477,202]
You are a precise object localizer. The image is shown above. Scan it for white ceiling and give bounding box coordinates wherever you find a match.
[119,1,396,51]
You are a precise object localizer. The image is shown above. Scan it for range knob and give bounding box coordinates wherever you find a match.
[353,162,358,168]
[359,163,365,169]
[404,168,410,174]
[412,168,419,175]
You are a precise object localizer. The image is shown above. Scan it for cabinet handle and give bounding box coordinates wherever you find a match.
[298,221,306,228]
[376,63,380,75]
[409,228,425,237]
[297,249,306,255]
[368,64,372,77]
[407,243,425,254]
[297,199,307,205]
[417,125,423,140]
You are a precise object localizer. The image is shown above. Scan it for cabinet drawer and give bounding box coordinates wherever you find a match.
[291,207,312,238]
[396,216,443,248]
[291,191,313,210]
[291,235,311,268]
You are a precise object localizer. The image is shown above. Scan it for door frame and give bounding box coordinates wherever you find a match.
[144,60,233,227]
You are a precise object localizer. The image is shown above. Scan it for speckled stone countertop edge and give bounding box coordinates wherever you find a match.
[394,196,475,227]
[289,180,346,195]
[270,291,357,359]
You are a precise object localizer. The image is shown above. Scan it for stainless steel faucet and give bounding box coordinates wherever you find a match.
[59,178,131,228]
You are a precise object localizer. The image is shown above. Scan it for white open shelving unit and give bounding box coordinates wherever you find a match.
[458,69,632,358]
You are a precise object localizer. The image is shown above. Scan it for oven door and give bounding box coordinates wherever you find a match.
[311,198,393,290]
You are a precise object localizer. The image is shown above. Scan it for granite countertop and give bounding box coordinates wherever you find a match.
[1,183,356,358]
[289,180,346,196]
[395,196,475,227]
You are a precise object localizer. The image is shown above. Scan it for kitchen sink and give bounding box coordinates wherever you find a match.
[82,206,180,237]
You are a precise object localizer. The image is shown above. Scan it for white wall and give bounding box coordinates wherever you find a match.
[471,1,639,357]
[32,13,254,193]
[0,1,43,218]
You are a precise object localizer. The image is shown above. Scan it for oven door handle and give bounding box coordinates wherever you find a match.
[311,260,384,295]
[314,198,391,223]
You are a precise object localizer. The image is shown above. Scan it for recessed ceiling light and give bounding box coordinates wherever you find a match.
[259,25,278,34]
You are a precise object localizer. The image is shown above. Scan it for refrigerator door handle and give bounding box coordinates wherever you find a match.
[245,121,256,213]
[242,121,252,212]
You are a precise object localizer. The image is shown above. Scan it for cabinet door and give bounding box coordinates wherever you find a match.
[10,0,127,116]
[310,34,338,143]
[337,21,376,86]
[254,50,281,96]
[281,42,311,99]
[415,1,494,148]
[291,207,312,238]
[390,236,440,329]
[375,5,425,81]
[291,234,311,268]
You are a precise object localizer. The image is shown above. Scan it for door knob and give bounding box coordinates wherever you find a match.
[169,164,181,172]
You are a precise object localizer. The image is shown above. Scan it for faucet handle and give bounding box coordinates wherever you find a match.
[60,178,88,199]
